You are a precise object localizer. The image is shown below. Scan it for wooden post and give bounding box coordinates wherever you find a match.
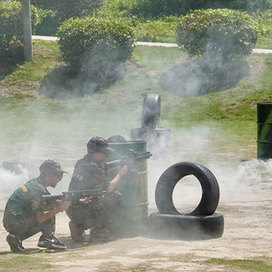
[21,0,33,61]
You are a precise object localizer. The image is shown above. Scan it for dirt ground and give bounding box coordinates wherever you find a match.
[0,196,272,271]
[0,143,272,271]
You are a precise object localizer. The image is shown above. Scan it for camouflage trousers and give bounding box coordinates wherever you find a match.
[3,213,55,241]
[66,191,121,231]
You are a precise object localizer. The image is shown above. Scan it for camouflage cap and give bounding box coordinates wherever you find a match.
[39,160,67,176]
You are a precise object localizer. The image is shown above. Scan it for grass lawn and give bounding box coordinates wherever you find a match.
[0,255,54,271]
[0,41,272,158]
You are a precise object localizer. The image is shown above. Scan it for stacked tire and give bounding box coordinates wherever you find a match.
[130,93,171,159]
[149,162,224,240]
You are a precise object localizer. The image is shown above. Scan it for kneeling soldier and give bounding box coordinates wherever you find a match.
[3,160,71,252]
[67,137,127,242]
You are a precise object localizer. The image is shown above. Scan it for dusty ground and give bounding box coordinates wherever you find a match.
[1,127,272,271]
[0,193,272,271]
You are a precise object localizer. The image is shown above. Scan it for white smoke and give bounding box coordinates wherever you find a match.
[0,97,142,202]
[147,124,272,212]
[1,100,271,216]
[0,164,30,200]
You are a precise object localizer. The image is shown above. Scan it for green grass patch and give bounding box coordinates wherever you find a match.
[7,41,61,83]
[134,45,185,70]
[0,255,54,271]
[205,258,272,272]
[162,54,272,124]
[256,37,272,49]
[0,41,271,155]
[135,17,179,43]
[0,41,61,101]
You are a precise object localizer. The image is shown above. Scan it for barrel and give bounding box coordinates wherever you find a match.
[257,102,272,159]
[107,140,149,236]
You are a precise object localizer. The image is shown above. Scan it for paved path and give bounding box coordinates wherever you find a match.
[32,35,272,54]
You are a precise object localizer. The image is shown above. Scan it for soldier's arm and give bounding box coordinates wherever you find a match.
[107,166,128,193]
[36,201,71,223]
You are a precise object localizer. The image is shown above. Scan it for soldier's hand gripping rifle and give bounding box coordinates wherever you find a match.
[105,149,152,175]
[40,189,106,211]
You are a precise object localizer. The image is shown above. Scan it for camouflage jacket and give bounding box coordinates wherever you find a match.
[3,177,49,225]
[68,153,107,191]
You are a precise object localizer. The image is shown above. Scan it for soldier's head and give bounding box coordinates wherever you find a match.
[87,137,110,161]
[39,160,66,187]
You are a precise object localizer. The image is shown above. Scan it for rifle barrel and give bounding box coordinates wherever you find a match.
[41,194,63,199]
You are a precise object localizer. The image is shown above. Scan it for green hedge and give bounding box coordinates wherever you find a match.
[0,0,39,64]
[40,17,135,97]
[57,17,135,70]
[177,9,258,61]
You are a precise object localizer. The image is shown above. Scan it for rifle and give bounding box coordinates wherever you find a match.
[105,149,152,174]
[40,189,106,211]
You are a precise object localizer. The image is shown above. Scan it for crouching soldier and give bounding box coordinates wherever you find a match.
[3,160,71,252]
[67,137,127,242]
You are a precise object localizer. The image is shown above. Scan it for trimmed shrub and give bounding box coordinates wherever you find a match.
[161,9,257,97]
[40,17,134,98]
[57,17,135,70]
[176,9,258,61]
[0,0,39,67]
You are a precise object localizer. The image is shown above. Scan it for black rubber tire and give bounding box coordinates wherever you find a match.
[141,93,161,130]
[149,212,224,240]
[155,162,220,216]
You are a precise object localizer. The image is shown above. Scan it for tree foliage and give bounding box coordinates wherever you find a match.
[32,0,104,21]
[0,0,39,65]
[99,0,272,19]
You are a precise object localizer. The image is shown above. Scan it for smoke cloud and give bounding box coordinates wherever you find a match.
[39,45,127,99]
[0,97,142,202]
[147,124,272,212]
[1,108,271,214]
[160,53,250,98]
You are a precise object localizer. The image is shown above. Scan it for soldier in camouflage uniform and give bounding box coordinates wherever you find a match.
[3,160,71,252]
[67,136,127,242]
